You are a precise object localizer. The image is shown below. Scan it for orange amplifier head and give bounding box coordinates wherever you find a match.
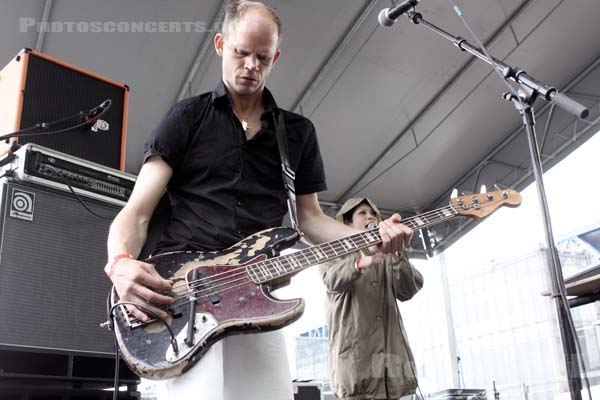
[0,48,129,171]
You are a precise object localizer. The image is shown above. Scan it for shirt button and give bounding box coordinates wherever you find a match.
[236,200,242,206]
[376,316,382,322]
[371,281,378,286]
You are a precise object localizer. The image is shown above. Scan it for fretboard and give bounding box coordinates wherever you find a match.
[247,204,459,284]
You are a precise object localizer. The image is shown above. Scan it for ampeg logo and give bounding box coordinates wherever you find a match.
[10,189,35,221]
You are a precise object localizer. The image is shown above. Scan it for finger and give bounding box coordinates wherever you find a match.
[125,304,148,322]
[364,245,381,256]
[114,259,172,291]
[389,213,403,224]
[395,222,413,250]
[138,302,172,322]
[391,226,409,253]
[372,253,385,264]
[133,265,173,294]
[113,272,173,306]
[113,278,172,321]
[126,289,172,321]
[139,262,173,291]
[126,303,170,323]
[388,219,413,253]
[134,284,174,306]
[383,219,402,254]
[379,221,392,254]
[123,293,154,322]
[403,227,414,250]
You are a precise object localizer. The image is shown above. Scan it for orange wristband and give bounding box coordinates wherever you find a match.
[104,253,134,277]
[355,258,362,271]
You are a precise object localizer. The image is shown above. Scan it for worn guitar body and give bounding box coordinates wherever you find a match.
[111,227,302,380]
[109,189,522,380]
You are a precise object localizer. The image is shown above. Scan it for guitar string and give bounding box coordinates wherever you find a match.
[146,197,508,310]
[167,231,379,308]
[163,205,463,308]
[166,204,460,298]
[128,198,509,319]
[124,195,512,324]
[171,192,511,296]
[165,230,381,299]
[164,206,464,309]
[166,235,376,309]
[126,280,261,324]
[144,208,431,315]
[166,227,383,304]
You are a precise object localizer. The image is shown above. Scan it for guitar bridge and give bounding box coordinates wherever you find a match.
[117,304,150,329]
[118,304,181,330]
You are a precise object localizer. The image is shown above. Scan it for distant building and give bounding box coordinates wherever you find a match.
[295,326,330,382]
[401,235,600,399]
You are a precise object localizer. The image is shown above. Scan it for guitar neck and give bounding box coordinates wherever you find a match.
[248,204,459,285]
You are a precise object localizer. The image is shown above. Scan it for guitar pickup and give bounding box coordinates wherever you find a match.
[188,284,220,305]
[189,268,221,305]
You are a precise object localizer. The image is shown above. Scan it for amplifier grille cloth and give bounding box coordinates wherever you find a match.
[0,181,119,354]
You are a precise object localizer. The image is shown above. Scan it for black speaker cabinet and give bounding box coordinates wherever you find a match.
[0,178,120,355]
[294,382,323,400]
[0,48,129,170]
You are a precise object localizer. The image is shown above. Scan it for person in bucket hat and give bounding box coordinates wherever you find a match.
[335,197,382,223]
[320,198,424,400]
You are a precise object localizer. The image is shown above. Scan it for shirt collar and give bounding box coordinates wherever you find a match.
[212,80,278,113]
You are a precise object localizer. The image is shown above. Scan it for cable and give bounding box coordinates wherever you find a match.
[0,101,111,142]
[108,300,180,355]
[66,182,114,219]
[105,290,122,400]
[112,336,121,400]
[447,1,524,108]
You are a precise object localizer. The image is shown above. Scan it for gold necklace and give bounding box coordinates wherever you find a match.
[233,107,250,132]
[241,118,249,132]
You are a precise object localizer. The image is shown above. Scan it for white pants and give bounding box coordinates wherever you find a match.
[155,330,293,400]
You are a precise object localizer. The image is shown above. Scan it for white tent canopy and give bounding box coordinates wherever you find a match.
[1,0,598,256]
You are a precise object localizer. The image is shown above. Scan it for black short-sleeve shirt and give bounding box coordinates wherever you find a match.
[144,81,327,253]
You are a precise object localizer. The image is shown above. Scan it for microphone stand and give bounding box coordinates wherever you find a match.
[399,9,589,400]
[0,99,112,143]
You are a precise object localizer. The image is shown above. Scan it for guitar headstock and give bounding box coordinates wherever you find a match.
[450,189,522,220]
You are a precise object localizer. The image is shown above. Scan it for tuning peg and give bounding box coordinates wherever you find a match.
[480,185,487,194]
[450,188,458,199]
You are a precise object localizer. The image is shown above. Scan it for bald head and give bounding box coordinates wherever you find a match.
[223,1,283,47]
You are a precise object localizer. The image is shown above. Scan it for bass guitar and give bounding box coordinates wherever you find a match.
[107,189,521,379]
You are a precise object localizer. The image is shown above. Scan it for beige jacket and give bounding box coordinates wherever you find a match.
[320,252,423,400]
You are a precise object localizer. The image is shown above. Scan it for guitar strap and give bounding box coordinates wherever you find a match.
[273,108,299,231]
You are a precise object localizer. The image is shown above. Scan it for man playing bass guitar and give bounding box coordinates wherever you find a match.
[104,1,412,399]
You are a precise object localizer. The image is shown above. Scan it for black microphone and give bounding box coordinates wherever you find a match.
[378,0,419,27]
